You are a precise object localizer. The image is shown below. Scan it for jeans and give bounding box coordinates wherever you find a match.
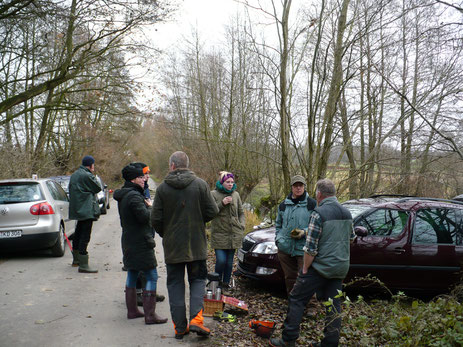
[166,260,207,332]
[72,219,93,255]
[282,268,342,346]
[214,249,235,284]
[126,268,158,291]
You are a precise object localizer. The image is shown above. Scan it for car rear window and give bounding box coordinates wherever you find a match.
[0,182,44,204]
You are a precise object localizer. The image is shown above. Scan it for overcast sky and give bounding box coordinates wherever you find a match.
[152,0,243,50]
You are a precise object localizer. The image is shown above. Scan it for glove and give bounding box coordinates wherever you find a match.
[290,228,306,239]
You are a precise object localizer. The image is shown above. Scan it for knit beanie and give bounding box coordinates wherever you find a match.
[219,171,235,184]
[131,162,150,174]
[82,155,95,167]
[122,165,144,181]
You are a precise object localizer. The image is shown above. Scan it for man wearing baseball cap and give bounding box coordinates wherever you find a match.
[274,175,316,295]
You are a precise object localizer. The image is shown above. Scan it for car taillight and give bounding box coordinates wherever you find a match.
[30,202,55,215]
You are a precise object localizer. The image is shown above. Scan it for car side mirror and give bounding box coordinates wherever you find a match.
[354,226,368,237]
[104,184,108,189]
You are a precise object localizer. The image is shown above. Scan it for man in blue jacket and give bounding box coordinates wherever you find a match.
[275,175,316,295]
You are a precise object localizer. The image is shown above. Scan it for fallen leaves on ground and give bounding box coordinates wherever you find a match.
[207,250,325,346]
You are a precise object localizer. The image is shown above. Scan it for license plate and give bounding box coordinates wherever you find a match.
[237,250,245,262]
[0,230,22,238]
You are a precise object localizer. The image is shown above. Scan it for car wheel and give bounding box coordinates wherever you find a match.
[51,224,66,257]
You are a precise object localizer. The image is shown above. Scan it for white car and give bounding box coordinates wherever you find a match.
[0,178,75,256]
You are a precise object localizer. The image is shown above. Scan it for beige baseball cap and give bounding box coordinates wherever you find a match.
[290,175,306,186]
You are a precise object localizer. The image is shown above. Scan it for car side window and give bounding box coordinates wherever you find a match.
[46,181,61,201]
[53,182,69,201]
[356,208,409,237]
[413,208,460,245]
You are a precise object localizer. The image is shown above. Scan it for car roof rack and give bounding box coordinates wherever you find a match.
[369,194,416,198]
[397,197,463,206]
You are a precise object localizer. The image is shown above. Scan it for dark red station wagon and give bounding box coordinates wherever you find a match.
[236,197,463,294]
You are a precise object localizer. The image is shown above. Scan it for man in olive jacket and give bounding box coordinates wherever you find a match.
[151,151,218,339]
[69,155,101,273]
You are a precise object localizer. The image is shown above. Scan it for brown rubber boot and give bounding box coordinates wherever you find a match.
[142,290,168,325]
[125,287,144,319]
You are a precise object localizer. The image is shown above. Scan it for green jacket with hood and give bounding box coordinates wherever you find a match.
[69,165,101,221]
[151,169,218,264]
[210,189,245,249]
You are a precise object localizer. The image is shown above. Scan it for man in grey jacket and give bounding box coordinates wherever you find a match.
[151,151,218,339]
[270,179,353,347]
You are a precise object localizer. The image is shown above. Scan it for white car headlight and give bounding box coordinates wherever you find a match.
[253,242,277,254]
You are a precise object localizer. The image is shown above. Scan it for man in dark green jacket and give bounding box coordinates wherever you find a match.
[270,179,353,347]
[69,155,101,273]
[151,151,218,339]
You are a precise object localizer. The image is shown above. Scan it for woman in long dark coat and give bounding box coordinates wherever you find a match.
[113,164,167,325]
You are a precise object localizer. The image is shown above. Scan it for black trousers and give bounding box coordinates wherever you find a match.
[166,260,207,332]
[72,219,93,255]
[282,268,342,346]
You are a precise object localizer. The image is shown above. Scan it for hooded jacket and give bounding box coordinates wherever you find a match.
[151,169,218,264]
[114,181,156,270]
[69,165,101,221]
[210,189,245,249]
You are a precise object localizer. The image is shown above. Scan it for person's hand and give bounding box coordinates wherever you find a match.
[222,196,232,205]
[145,198,152,207]
[290,228,306,239]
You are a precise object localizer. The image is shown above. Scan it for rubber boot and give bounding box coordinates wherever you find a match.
[137,291,164,306]
[71,250,79,267]
[189,309,210,336]
[125,287,144,319]
[142,290,168,325]
[78,253,98,273]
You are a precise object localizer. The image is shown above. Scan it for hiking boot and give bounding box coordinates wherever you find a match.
[71,250,79,267]
[174,326,190,340]
[137,291,164,306]
[189,309,210,336]
[269,338,296,347]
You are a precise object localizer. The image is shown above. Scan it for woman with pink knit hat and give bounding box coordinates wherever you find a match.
[210,171,245,290]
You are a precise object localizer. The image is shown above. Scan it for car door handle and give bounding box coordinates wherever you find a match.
[394,247,405,254]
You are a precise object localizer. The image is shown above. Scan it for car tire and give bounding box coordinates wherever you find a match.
[51,224,66,257]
